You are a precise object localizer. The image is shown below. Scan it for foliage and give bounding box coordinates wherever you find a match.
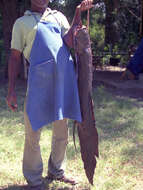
[117,0,141,49]
[90,7,105,53]
[0,0,143,69]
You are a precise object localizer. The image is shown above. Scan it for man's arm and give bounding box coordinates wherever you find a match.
[63,6,81,48]
[63,0,93,48]
[6,49,22,111]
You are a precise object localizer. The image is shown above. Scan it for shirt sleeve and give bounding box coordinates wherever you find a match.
[56,12,70,37]
[11,19,25,52]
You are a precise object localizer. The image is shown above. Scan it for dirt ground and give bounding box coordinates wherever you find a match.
[1,66,143,100]
[93,66,143,100]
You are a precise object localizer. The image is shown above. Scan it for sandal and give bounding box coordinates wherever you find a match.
[46,172,77,185]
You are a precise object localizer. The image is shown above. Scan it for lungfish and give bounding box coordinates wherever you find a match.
[74,25,99,185]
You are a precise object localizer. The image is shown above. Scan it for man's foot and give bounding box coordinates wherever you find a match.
[121,69,138,80]
[46,172,77,185]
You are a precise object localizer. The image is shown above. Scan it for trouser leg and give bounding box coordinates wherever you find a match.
[48,119,68,178]
[23,109,43,187]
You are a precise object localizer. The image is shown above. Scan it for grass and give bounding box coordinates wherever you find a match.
[0,80,143,190]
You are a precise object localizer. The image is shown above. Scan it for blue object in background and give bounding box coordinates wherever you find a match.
[127,38,143,78]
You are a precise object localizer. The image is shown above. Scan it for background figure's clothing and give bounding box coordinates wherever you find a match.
[26,21,82,131]
[127,38,143,77]
[11,8,70,61]
[23,106,68,186]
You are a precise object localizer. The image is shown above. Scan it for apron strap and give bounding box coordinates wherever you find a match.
[31,12,40,23]
[32,9,61,28]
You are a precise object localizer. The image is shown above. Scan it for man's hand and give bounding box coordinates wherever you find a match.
[78,0,94,12]
[6,90,18,112]
[63,0,93,48]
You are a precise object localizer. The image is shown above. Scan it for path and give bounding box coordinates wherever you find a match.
[93,66,143,100]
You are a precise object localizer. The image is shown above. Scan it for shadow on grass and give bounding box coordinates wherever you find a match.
[1,184,77,190]
[92,86,143,171]
[120,143,143,166]
[93,86,143,140]
[1,184,27,190]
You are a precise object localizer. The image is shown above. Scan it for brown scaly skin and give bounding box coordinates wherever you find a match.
[74,27,98,185]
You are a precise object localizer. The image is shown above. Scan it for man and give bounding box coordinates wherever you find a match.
[6,0,93,189]
[121,39,143,80]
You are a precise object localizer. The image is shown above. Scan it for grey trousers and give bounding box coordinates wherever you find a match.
[23,106,69,186]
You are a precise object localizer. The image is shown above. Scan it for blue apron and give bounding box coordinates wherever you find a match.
[127,38,143,77]
[26,21,82,131]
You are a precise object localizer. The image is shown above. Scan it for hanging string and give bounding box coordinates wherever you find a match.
[87,9,90,31]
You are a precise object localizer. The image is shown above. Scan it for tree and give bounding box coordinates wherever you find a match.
[0,0,30,77]
[140,0,143,35]
[104,0,120,46]
[0,0,143,74]
[0,0,18,76]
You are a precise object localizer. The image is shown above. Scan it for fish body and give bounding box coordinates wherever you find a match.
[74,26,99,185]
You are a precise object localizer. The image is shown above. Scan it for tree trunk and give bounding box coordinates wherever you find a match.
[0,0,18,78]
[104,0,120,46]
[140,0,143,36]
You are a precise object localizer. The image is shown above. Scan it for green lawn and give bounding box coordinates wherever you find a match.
[0,81,143,190]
